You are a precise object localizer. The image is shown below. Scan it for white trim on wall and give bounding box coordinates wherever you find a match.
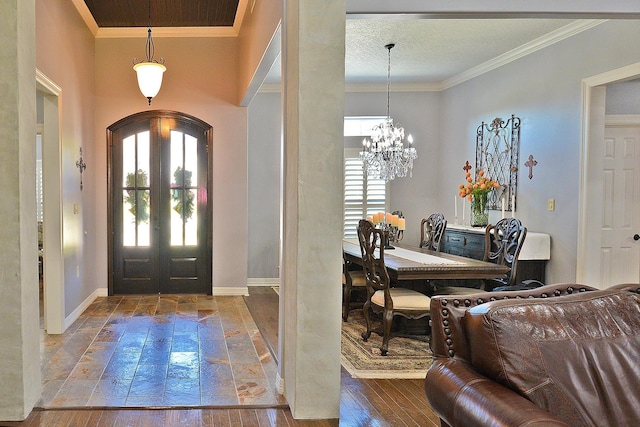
[212,286,250,296]
[247,278,280,286]
[605,114,640,127]
[64,288,108,330]
[36,69,66,334]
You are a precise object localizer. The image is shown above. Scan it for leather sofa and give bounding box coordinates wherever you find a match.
[425,283,640,427]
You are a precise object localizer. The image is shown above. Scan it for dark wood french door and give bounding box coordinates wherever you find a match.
[108,111,212,294]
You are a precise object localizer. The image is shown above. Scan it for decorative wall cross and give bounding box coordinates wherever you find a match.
[76,147,87,190]
[524,154,537,179]
[463,160,472,174]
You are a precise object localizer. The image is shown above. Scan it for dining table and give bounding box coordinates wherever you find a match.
[343,238,510,283]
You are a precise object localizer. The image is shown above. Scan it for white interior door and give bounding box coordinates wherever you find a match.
[600,118,640,286]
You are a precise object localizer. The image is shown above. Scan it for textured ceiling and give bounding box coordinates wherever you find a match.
[344,18,576,85]
[83,0,239,27]
[263,18,582,86]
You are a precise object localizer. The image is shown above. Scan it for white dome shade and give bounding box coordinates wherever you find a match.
[133,62,166,99]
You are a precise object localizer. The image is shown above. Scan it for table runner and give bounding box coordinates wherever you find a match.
[387,246,462,265]
[345,239,461,265]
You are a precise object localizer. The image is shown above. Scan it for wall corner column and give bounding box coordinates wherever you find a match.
[0,0,41,421]
[280,0,346,420]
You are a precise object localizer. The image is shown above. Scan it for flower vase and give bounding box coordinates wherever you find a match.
[471,195,488,227]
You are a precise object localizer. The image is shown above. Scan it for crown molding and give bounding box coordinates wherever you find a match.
[441,19,607,90]
[95,26,237,39]
[36,69,62,95]
[71,0,99,36]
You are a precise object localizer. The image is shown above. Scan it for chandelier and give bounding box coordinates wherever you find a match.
[133,0,166,105]
[360,43,417,182]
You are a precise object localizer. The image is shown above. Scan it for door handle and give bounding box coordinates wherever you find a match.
[634,234,640,241]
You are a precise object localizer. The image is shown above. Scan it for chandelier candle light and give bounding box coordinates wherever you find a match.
[133,0,166,105]
[360,44,417,182]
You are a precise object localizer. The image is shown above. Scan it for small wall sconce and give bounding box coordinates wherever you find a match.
[76,147,87,190]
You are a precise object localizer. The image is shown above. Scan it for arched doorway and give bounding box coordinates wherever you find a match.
[108,111,213,294]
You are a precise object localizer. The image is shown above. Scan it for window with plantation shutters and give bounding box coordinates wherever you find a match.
[343,156,386,239]
[343,117,388,239]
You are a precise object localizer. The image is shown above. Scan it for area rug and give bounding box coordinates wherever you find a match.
[341,310,433,379]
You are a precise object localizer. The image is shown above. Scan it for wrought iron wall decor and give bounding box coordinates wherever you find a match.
[76,147,87,191]
[476,115,520,211]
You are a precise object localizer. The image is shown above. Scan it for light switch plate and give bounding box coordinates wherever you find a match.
[547,199,555,211]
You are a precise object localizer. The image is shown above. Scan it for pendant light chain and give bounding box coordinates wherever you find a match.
[146,0,155,63]
[386,44,392,120]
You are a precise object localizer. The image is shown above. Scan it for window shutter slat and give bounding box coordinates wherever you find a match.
[343,157,386,238]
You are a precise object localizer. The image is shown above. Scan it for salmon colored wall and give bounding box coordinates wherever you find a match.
[94,36,249,290]
[36,0,97,316]
[237,0,282,101]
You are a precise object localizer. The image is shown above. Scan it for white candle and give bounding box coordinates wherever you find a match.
[462,198,466,224]
[454,196,458,218]
[511,194,516,217]
[501,195,505,219]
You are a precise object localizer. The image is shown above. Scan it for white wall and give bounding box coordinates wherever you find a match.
[437,19,640,283]
[606,79,640,114]
[247,92,281,279]
[36,0,97,316]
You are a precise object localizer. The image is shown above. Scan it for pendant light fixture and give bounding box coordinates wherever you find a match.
[360,43,417,182]
[133,0,166,105]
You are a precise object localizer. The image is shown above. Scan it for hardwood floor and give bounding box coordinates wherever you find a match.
[2,287,440,426]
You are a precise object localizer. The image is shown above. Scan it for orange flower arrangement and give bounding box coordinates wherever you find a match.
[458,169,500,202]
[458,168,499,226]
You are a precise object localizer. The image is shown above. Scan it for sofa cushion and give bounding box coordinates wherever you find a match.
[463,289,640,427]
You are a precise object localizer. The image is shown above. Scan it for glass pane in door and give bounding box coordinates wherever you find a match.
[170,131,198,246]
[122,131,150,247]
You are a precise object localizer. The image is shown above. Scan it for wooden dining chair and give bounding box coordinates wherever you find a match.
[435,217,527,295]
[482,217,527,290]
[420,213,447,252]
[342,251,367,322]
[357,219,431,356]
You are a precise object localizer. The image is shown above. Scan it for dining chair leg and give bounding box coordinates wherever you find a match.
[380,310,394,356]
[342,282,352,322]
[361,300,372,341]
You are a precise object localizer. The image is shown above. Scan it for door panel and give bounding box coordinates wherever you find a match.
[600,124,640,286]
[108,111,212,294]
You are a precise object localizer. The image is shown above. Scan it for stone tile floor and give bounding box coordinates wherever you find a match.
[39,295,286,408]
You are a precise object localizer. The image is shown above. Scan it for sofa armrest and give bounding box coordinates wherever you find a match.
[425,359,570,427]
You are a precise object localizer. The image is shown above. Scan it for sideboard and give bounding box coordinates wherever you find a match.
[440,224,550,285]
